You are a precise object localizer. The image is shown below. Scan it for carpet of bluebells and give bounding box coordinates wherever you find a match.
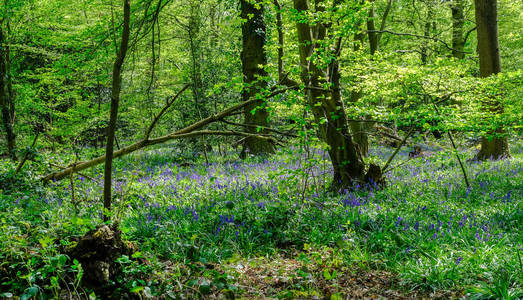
[1,142,522,298]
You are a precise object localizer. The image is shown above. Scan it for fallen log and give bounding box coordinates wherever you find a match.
[42,86,296,182]
[42,130,275,182]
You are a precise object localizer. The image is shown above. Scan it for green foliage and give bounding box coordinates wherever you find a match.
[0,0,522,298]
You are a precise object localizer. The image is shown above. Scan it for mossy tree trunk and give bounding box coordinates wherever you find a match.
[240,0,275,156]
[0,20,15,160]
[451,0,465,59]
[293,0,367,190]
[474,0,510,160]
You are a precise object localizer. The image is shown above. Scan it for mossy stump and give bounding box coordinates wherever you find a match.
[67,223,135,292]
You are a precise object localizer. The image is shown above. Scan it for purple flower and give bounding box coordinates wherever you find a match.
[456,257,462,265]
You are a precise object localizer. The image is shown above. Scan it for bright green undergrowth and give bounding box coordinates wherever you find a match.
[0,143,521,298]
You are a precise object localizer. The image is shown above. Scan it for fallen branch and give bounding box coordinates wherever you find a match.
[220,119,298,138]
[42,87,296,182]
[48,162,97,182]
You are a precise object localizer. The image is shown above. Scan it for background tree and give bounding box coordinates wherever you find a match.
[240,0,274,156]
[450,0,466,59]
[0,6,15,159]
[474,0,510,160]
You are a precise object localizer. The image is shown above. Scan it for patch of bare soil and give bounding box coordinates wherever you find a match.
[215,250,463,299]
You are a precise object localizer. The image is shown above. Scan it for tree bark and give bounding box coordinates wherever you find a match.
[420,5,433,64]
[240,0,275,156]
[0,21,15,159]
[293,0,367,190]
[366,3,378,56]
[103,0,131,221]
[450,0,465,59]
[188,3,210,159]
[474,0,509,160]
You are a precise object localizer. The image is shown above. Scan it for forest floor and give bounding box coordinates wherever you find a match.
[0,142,521,299]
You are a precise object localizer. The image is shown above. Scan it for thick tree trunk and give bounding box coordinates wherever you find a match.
[293,0,367,190]
[0,22,15,159]
[103,0,131,221]
[450,0,465,59]
[240,0,274,156]
[474,0,509,160]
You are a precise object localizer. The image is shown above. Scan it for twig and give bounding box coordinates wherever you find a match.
[382,127,415,172]
[432,104,470,188]
[219,119,298,138]
[145,84,191,139]
[48,163,96,182]
[15,132,40,175]
[366,30,472,54]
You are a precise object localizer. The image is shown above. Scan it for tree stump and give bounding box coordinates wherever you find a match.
[67,223,135,292]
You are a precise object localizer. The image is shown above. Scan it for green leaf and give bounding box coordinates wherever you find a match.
[130,286,144,293]
[323,269,332,280]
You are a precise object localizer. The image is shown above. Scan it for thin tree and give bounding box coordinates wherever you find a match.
[103,0,131,221]
[474,0,510,160]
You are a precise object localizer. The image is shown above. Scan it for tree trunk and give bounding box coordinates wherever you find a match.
[240,0,275,156]
[474,0,509,160]
[420,6,433,64]
[349,25,369,157]
[293,0,367,190]
[450,0,465,59]
[366,2,378,55]
[103,0,131,221]
[274,0,297,87]
[188,3,209,158]
[0,21,15,159]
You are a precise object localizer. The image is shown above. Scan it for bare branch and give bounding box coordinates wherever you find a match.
[145,83,190,139]
[219,119,298,138]
[367,30,472,54]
